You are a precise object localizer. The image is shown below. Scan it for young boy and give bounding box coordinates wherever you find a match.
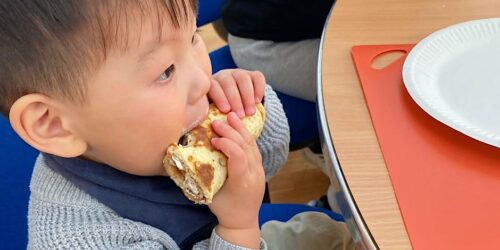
[0,0,289,249]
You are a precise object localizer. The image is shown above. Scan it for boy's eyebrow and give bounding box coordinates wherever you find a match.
[137,24,197,62]
[137,39,160,62]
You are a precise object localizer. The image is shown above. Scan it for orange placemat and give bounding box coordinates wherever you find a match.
[352,45,500,249]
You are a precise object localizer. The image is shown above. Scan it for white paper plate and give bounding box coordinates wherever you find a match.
[403,18,500,147]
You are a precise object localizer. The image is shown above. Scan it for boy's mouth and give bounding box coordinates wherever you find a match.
[180,107,209,136]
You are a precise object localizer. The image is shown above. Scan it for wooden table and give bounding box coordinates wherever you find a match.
[317,0,500,249]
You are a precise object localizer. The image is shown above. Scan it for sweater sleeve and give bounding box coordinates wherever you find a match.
[257,84,290,180]
[192,229,268,250]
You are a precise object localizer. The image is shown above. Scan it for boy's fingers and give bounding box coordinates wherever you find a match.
[219,76,245,118]
[232,71,256,115]
[208,79,230,112]
[227,112,254,144]
[224,114,262,175]
[211,116,246,147]
[250,71,265,103]
[211,137,248,179]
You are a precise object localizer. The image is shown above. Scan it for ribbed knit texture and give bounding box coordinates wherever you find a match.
[28,85,288,249]
[259,84,290,181]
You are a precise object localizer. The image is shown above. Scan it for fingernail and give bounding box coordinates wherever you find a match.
[229,112,239,120]
[220,103,230,112]
[255,97,260,103]
[246,106,255,115]
[237,110,245,118]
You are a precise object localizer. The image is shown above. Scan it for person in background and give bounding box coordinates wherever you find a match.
[222,0,335,103]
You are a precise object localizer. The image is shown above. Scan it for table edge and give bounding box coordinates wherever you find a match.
[316,8,377,250]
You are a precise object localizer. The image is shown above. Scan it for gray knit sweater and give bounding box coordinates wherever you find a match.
[27,85,290,249]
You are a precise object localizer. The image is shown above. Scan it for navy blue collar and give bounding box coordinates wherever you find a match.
[43,153,216,249]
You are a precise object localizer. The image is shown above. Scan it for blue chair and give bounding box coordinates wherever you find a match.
[0,116,39,249]
[259,203,343,227]
[199,1,320,150]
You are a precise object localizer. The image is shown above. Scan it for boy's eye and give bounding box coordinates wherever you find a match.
[157,65,175,83]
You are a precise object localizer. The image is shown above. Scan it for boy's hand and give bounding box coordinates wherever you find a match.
[209,112,265,248]
[209,69,265,118]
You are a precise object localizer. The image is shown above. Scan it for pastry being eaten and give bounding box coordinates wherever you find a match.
[163,103,266,204]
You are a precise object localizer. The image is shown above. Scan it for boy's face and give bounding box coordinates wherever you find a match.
[62,16,211,176]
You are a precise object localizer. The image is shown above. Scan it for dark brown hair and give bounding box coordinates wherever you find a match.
[0,0,197,116]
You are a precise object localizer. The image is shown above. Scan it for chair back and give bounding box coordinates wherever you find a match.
[197,0,226,26]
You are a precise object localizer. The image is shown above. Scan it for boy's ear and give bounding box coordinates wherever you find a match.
[9,94,87,157]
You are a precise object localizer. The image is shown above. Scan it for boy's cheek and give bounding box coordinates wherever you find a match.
[196,39,212,75]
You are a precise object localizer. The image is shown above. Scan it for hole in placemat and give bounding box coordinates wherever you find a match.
[370,50,406,69]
